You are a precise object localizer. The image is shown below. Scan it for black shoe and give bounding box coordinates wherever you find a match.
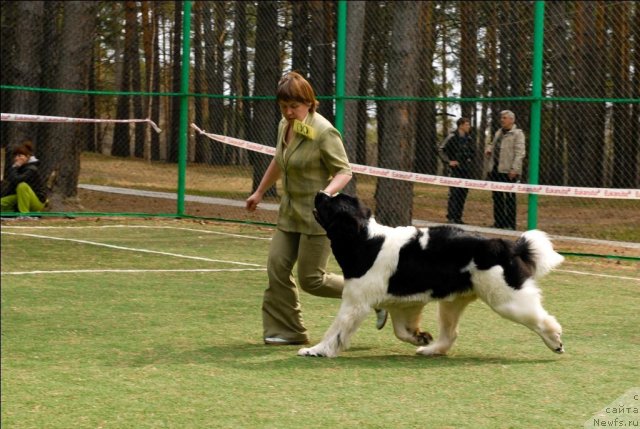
[447,219,464,225]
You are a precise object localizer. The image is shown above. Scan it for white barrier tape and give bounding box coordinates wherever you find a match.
[191,123,276,156]
[1,113,162,133]
[191,123,639,200]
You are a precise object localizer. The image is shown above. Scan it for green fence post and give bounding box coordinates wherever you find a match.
[528,0,545,230]
[177,1,193,217]
[334,0,347,134]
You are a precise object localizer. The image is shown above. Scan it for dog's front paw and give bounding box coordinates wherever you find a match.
[415,331,434,345]
[297,347,327,357]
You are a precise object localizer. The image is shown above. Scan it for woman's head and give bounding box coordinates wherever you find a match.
[277,71,319,114]
[12,140,34,158]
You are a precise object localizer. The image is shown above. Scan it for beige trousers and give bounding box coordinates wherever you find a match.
[262,228,344,342]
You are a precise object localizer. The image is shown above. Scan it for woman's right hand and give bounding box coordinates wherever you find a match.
[245,192,262,212]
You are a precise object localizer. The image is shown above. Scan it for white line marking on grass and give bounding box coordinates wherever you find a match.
[555,269,640,282]
[6,227,636,281]
[165,226,272,240]
[2,268,267,275]
[1,225,273,240]
[1,231,264,267]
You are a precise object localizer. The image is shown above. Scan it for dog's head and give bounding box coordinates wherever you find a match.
[313,192,372,239]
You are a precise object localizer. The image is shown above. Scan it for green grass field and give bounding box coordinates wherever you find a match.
[1,219,638,429]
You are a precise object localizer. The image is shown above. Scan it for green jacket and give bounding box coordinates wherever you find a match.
[275,112,352,235]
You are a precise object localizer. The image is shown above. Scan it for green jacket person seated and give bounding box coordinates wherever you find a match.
[1,139,49,214]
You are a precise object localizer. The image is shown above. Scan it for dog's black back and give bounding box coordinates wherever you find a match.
[315,192,536,299]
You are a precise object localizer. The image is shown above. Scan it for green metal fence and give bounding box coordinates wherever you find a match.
[1,1,639,256]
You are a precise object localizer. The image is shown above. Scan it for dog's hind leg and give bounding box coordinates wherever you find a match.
[493,282,564,353]
[298,301,370,358]
[474,268,564,354]
[389,305,433,346]
[416,294,476,356]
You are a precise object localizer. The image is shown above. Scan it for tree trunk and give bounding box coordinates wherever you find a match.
[440,11,450,133]
[34,1,62,173]
[414,1,438,175]
[228,1,246,165]
[309,1,335,123]
[193,1,204,164]
[112,1,135,158]
[611,3,634,188]
[150,2,161,161]
[127,1,145,159]
[249,1,280,196]
[5,0,45,170]
[542,1,570,185]
[485,2,500,142]
[496,2,511,136]
[511,3,532,137]
[212,1,226,164]
[460,1,478,122]
[0,1,17,148]
[373,3,391,167]
[199,4,215,164]
[633,4,640,187]
[375,1,421,227]
[569,1,607,187]
[291,2,310,75]
[341,1,365,196]
[239,1,250,166]
[167,1,182,163]
[45,1,97,209]
[355,2,382,166]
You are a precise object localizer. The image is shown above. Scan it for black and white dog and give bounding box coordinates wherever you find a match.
[298,192,565,358]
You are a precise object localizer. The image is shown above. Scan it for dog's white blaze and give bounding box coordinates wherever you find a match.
[344,219,423,306]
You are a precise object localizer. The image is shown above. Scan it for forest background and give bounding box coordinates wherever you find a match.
[0,1,638,231]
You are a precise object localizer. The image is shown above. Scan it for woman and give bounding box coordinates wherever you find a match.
[1,139,48,214]
[246,71,385,345]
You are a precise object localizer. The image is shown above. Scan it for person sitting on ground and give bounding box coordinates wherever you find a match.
[1,139,49,214]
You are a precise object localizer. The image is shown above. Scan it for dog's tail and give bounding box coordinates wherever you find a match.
[515,230,564,278]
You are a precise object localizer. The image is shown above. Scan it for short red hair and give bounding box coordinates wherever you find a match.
[277,71,319,113]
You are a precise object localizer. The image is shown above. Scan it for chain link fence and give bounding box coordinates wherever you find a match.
[1,1,639,256]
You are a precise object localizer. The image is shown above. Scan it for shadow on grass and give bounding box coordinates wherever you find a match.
[126,341,561,369]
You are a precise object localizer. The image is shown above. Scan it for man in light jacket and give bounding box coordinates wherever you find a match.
[484,110,525,230]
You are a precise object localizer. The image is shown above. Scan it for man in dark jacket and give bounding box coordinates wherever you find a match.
[1,139,48,214]
[438,117,474,224]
